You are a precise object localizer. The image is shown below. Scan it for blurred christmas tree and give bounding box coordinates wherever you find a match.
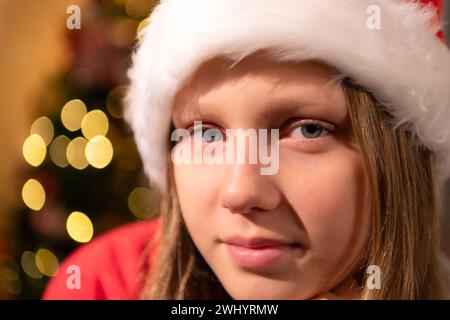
[3,0,159,299]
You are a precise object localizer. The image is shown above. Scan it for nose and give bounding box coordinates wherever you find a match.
[219,162,282,214]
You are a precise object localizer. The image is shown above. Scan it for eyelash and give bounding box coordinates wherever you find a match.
[182,119,335,143]
[281,119,335,141]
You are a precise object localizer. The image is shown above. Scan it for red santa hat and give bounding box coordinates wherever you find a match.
[124,0,450,194]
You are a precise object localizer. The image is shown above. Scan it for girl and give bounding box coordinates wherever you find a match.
[44,0,450,299]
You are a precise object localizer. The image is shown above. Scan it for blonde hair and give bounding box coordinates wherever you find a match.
[140,78,448,300]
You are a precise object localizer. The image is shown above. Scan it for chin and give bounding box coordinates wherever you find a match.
[219,274,317,300]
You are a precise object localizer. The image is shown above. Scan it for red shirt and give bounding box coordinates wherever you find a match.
[42,218,161,300]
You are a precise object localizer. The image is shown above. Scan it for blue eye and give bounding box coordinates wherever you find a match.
[287,122,331,140]
[299,124,325,138]
[189,124,224,143]
[202,128,223,142]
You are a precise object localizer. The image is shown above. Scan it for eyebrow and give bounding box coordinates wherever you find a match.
[172,95,347,128]
[172,103,202,127]
[260,96,347,125]
[263,97,316,117]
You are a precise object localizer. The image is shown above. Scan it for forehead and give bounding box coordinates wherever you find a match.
[172,53,345,124]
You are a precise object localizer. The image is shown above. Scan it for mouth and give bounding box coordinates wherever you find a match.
[222,240,302,268]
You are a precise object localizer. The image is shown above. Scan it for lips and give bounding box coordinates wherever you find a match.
[222,236,301,268]
[222,236,299,248]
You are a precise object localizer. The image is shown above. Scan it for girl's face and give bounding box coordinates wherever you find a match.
[171,55,371,299]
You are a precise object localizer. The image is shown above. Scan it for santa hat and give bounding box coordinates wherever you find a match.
[124,0,450,194]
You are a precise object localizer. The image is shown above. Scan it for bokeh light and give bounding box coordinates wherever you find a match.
[125,0,155,19]
[106,86,126,118]
[35,249,59,277]
[0,266,19,282]
[0,257,21,295]
[22,179,46,211]
[4,0,165,299]
[85,136,113,169]
[128,187,159,219]
[21,251,43,279]
[22,134,46,167]
[61,99,87,132]
[81,109,109,140]
[49,135,70,168]
[30,116,54,146]
[66,137,89,170]
[136,18,149,42]
[111,18,138,47]
[66,211,94,243]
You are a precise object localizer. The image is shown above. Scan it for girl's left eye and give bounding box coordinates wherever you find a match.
[283,120,334,140]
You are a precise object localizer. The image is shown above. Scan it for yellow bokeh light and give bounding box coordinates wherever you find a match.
[85,136,113,169]
[128,187,159,219]
[66,137,89,170]
[35,249,59,277]
[125,0,155,19]
[30,116,54,146]
[1,266,19,281]
[66,211,94,243]
[106,86,127,118]
[22,179,45,211]
[0,258,21,295]
[21,251,43,279]
[0,258,19,281]
[111,18,138,47]
[136,17,150,42]
[49,135,70,168]
[61,99,87,132]
[81,110,109,140]
[23,134,46,167]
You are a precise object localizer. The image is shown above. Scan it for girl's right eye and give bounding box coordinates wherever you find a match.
[187,123,224,143]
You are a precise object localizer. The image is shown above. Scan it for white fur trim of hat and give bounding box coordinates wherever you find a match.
[124,0,450,194]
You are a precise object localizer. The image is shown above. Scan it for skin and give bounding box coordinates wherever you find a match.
[171,54,371,299]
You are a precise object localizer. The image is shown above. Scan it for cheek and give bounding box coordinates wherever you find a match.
[173,163,224,208]
[279,149,371,278]
[173,163,223,247]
